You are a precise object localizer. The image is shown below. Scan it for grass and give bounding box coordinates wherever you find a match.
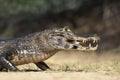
[45,61,120,73]
[16,48,120,73]
[17,59,120,73]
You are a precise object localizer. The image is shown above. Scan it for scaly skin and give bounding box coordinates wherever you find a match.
[0,28,99,71]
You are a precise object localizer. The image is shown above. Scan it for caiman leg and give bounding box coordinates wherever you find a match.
[35,62,50,71]
[0,57,18,71]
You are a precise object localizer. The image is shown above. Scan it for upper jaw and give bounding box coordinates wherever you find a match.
[67,35,100,51]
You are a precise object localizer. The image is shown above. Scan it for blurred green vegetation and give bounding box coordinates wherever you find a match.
[0,0,119,50]
[0,0,96,16]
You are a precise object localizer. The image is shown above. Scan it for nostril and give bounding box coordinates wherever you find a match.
[72,45,78,49]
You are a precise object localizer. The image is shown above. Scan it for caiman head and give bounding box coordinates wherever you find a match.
[48,28,100,51]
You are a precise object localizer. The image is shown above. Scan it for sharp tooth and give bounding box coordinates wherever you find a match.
[90,45,98,50]
[93,40,96,43]
[89,43,91,47]
[83,40,85,43]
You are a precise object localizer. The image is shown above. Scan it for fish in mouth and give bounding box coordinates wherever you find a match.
[66,35,100,51]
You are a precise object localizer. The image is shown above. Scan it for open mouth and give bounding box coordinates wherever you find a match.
[76,37,99,50]
[66,36,100,51]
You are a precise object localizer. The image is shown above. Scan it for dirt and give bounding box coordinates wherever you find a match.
[0,72,119,80]
[0,50,120,80]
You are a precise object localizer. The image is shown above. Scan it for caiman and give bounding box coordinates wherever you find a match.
[0,28,99,71]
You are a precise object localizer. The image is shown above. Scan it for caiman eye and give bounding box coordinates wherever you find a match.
[63,28,71,32]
